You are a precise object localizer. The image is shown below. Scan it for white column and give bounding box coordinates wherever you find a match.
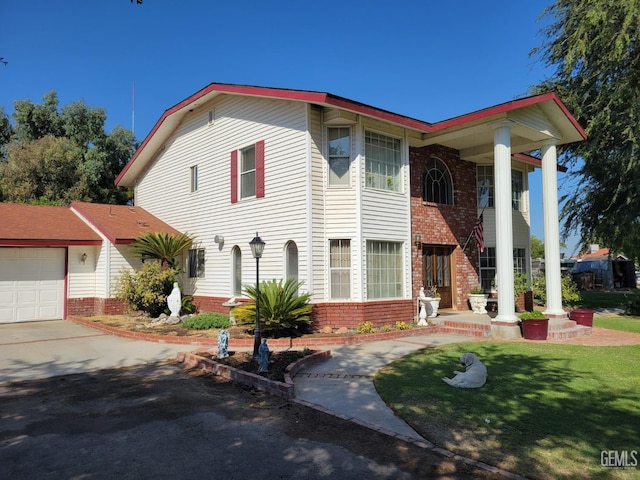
[541,142,565,316]
[493,122,518,323]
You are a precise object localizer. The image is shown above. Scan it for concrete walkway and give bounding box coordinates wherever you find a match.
[292,333,475,441]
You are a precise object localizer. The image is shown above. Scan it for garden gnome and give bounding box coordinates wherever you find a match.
[217,329,229,359]
[167,282,181,318]
[258,338,269,373]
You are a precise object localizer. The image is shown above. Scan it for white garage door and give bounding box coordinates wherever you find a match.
[0,248,65,323]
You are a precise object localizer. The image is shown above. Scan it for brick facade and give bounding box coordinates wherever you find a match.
[67,297,126,317]
[311,300,415,330]
[409,144,480,311]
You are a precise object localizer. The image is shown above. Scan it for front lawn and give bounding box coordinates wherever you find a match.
[578,289,639,310]
[594,316,640,334]
[375,342,640,480]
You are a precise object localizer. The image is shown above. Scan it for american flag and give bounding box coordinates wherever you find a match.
[472,215,484,252]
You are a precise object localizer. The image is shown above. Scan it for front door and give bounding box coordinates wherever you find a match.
[422,245,454,309]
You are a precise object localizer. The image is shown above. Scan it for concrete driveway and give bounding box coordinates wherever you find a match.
[0,319,190,384]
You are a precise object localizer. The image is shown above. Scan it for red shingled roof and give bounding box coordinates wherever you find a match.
[70,202,182,244]
[0,203,102,246]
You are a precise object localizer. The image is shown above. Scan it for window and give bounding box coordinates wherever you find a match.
[240,145,256,199]
[512,170,523,211]
[513,248,527,275]
[366,241,403,299]
[188,248,205,278]
[424,157,453,204]
[232,246,242,296]
[329,239,351,299]
[479,247,528,291]
[327,127,351,186]
[365,131,401,192]
[230,140,265,203]
[190,165,198,192]
[479,247,496,291]
[477,166,524,211]
[477,166,494,208]
[285,241,299,283]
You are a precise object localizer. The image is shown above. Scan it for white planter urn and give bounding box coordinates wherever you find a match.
[426,297,440,318]
[469,293,489,314]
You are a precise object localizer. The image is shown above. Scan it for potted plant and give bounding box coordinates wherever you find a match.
[423,285,441,317]
[518,310,549,340]
[468,286,488,314]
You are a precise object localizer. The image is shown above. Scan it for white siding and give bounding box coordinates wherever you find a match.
[135,95,311,299]
[67,246,97,298]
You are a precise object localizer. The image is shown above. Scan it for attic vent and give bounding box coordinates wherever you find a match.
[137,221,149,228]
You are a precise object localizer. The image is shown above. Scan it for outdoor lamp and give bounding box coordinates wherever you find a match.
[249,232,265,361]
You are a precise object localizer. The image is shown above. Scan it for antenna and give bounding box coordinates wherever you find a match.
[132,81,135,136]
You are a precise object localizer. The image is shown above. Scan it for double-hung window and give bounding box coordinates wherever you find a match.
[477,166,524,211]
[329,239,351,299]
[230,140,265,203]
[327,127,351,186]
[366,240,403,298]
[512,170,523,211]
[188,248,205,278]
[365,131,401,192]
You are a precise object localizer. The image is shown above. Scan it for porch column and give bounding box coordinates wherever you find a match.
[492,121,520,336]
[541,141,565,317]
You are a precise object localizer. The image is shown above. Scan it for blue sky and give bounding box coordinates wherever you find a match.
[0,0,579,253]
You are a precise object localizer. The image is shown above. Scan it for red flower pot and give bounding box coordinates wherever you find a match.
[570,309,594,327]
[521,318,549,340]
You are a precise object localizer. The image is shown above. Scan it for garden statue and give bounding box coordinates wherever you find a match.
[217,329,229,358]
[417,287,428,326]
[167,282,181,318]
[258,338,269,372]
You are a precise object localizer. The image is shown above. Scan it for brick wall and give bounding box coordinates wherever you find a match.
[409,144,480,311]
[311,300,414,330]
[67,297,126,317]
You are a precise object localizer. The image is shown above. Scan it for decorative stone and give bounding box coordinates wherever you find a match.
[335,327,348,334]
[258,338,269,372]
[320,326,333,334]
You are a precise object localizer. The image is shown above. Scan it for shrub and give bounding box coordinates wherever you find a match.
[532,273,581,306]
[114,262,178,317]
[183,313,230,330]
[181,295,197,314]
[625,295,640,316]
[395,321,412,330]
[356,321,375,334]
[232,278,312,336]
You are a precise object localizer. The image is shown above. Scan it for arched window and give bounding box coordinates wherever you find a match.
[285,241,299,283]
[424,158,454,205]
[232,246,242,296]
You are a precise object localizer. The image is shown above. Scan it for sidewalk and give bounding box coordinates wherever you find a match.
[291,333,476,441]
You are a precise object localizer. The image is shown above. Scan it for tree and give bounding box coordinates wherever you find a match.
[531,0,640,264]
[530,236,545,259]
[129,232,194,270]
[0,91,135,205]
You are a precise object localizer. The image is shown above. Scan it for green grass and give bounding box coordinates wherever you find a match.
[578,290,639,309]
[375,342,640,480]
[594,316,640,334]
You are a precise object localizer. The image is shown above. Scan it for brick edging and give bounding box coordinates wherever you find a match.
[177,350,332,399]
[67,316,441,348]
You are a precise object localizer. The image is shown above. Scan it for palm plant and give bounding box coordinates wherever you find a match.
[233,278,313,336]
[129,231,193,270]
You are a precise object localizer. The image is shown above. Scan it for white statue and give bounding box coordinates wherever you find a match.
[167,282,181,317]
[417,287,428,326]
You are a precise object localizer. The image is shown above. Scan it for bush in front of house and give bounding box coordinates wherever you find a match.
[182,313,230,330]
[233,278,312,336]
[532,273,581,306]
[114,261,178,317]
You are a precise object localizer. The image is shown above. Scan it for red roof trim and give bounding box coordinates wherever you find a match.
[429,92,587,140]
[513,152,568,173]
[0,240,102,247]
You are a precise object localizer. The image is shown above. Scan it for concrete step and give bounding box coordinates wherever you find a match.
[547,325,592,340]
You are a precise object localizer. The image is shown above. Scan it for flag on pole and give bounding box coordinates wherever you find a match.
[472,214,484,252]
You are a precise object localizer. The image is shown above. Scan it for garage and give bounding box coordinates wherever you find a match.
[0,248,66,323]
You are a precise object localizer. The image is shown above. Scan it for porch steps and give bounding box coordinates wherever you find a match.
[546,318,592,340]
[437,318,492,337]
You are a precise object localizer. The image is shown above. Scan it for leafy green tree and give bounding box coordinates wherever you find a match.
[530,236,545,259]
[129,232,193,270]
[0,91,135,204]
[531,0,640,263]
[233,278,313,336]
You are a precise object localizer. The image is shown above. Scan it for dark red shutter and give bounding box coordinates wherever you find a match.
[230,150,238,204]
[256,140,265,198]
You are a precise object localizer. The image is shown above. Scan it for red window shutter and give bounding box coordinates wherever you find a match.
[230,150,238,204]
[256,140,265,198]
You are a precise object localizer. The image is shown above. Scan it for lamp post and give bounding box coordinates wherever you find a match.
[249,232,265,361]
